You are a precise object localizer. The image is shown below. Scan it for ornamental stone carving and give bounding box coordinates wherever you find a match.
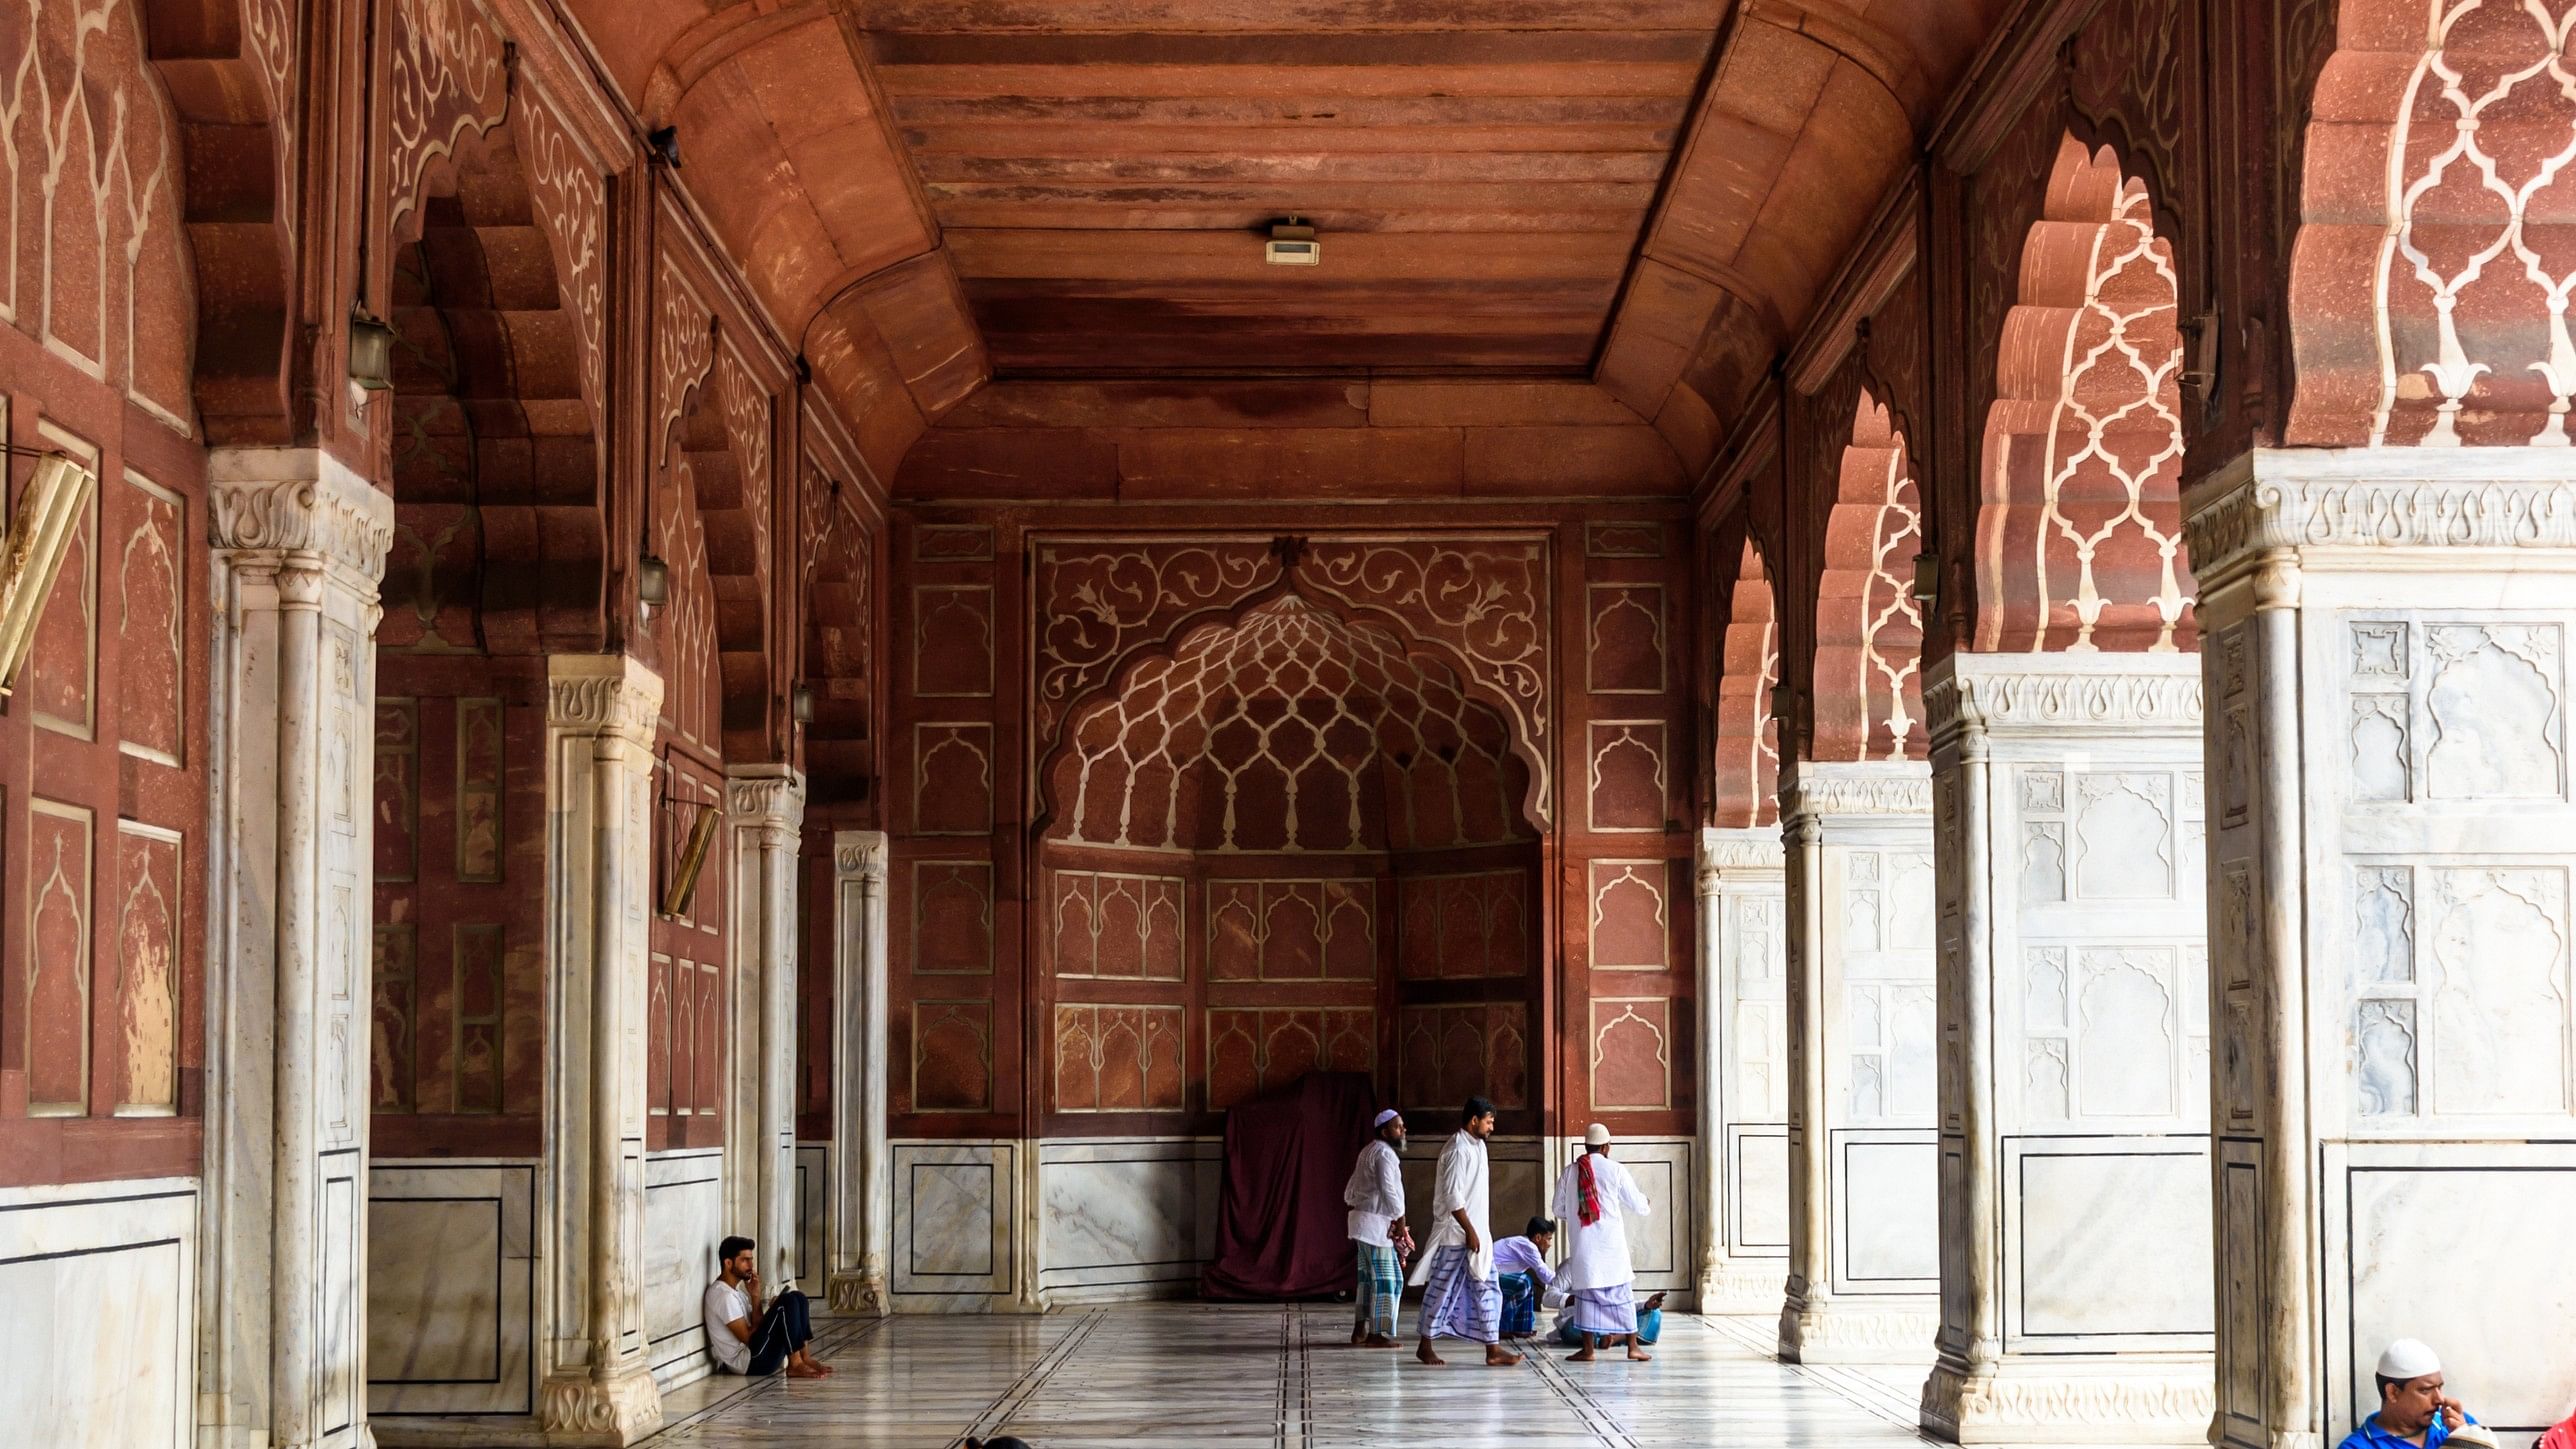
[547,656,665,742]
[1927,660,2204,742]
[836,833,889,882]
[1780,763,1935,819]
[2186,449,2576,587]
[1923,1361,2216,1434]
[208,464,396,585]
[725,769,806,824]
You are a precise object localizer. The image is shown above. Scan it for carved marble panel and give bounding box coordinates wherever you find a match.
[1054,869,1184,981]
[1054,1005,1186,1113]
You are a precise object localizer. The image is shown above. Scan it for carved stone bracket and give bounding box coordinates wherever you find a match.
[725,765,806,828]
[548,653,665,744]
[835,831,889,883]
[1779,760,1934,820]
[2187,447,2576,591]
[1698,825,1786,884]
[1926,652,2204,745]
[208,448,396,586]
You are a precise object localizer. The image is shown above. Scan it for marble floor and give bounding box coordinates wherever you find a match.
[640,1303,1937,1447]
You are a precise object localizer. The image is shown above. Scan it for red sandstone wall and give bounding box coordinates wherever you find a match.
[0,0,209,1190]
[883,506,1697,1143]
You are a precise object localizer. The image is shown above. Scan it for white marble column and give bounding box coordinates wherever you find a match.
[2185,450,2576,1449]
[1777,760,1941,1364]
[537,655,666,1441]
[200,448,393,1449]
[826,830,892,1314]
[724,765,806,1292]
[1697,827,1791,1314]
[1920,653,2215,1445]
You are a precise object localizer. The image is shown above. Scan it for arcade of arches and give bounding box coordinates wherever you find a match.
[4,0,2575,1445]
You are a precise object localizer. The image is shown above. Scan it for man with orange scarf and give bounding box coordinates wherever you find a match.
[1548,1122,1654,1362]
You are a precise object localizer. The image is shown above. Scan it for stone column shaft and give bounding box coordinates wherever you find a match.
[827,831,892,1313]
[1697,827,1791,1313]
[538,655,665,1442]
[202,448,393,1449]
[1778,760,1941,1365]
[2182,449,2576,1448]
[725,766,806,1291]
[1921,652,2215,1446]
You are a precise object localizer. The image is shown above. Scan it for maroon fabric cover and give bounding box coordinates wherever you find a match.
[1202,1072,1381,1299]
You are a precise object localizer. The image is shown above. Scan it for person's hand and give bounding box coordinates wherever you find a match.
[2438,1398,2464,1430]
[1464,1226,1482,1253]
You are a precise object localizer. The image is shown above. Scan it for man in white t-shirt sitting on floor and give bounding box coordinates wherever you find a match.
[703,1235,831,1379]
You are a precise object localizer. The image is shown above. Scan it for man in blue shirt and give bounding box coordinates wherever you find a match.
[1491,1216,1556,1339]
[2339,1339,2476,1449]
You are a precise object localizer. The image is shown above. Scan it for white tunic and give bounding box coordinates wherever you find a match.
[1548,1152,1651,1294]
[1407,1129,1495,1284]
[1342,1138,1405,1246]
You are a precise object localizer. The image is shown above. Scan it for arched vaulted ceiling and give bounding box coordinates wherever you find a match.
[559,0,2009,497]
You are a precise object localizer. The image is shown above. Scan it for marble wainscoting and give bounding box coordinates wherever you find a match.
[1543,1135,1696,1301]
[1037,1138,1221,1302]
[0,1177,196,1448]
[2324,1141,2576,1438]
[644,1148,728,1384]
[793,1141,828,1291]
[367,1161,538,1419]
[891,1139,1024,1310]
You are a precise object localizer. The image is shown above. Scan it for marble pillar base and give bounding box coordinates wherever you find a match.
[1699,1255,1786,1315]
[1922,1355,2216,1447]
[537,1363,663,1445]
[1779,1288,1938,1364]
[828,1270,889,1315]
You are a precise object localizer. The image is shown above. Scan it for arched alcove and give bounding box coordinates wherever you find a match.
[1036,591,1542,1129]
[1712,536,1781,830]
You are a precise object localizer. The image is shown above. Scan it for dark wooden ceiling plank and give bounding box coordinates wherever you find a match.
[922,202,1652,232]
[866,30,1716,67]
[884,94,1695,125]
[897,123,1683,156]
[850,0,1733,33]
[908,152,1678,184]
[873,62,1707,100]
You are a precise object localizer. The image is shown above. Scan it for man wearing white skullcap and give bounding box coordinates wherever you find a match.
[1548,1123,1654,1362]
[1342,1108,1411,1347]
[2336,1338,2478,1449]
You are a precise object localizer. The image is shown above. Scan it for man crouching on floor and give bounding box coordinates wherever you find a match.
[705,1235,831,1379]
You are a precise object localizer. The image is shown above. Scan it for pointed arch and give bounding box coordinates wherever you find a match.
[1814,389,1927,763]
[2293,0,2576,447]
[1978,134,2193,654]
[1712,535,1781,829]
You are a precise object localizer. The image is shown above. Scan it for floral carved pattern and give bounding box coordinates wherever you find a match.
[1034,538,1283,741]
[514,79,608,424]
[384,0,506,246]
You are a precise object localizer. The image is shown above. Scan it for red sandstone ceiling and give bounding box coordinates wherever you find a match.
[562,0,2008,495]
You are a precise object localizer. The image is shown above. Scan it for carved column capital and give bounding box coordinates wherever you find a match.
[2186,446,2576,595]
[1697,825,1785,889]
[835,829,889,885]
[547,654,665,747]
[1925,651,2203,751]
[208,447,395,587]
[725,764,806,842]
[1779,760,1934,822]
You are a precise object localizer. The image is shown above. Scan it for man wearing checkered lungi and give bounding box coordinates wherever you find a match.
[1342,1108,1411,1347]
[1407,1097,1523,1367]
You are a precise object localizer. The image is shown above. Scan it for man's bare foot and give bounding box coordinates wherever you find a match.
[1363,1334,1398,1348]
[1416,1340,1445,1366]
[1485,1346,1522,1367]
[1626,1346,1652,1362]
[787,1360,828,1378]
[1351,1325,1367,1345]
[1567,1345,1596,1362]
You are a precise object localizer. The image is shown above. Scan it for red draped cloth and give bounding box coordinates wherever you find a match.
[1201,1072,1380,1299]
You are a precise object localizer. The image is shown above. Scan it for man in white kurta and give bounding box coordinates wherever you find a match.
[1549,1122,1653,1361]
[1342,1108,1411,1346]
[1407,1097,1522,1366]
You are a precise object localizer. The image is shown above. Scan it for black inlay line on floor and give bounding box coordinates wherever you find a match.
[1522,1330,1639,1449]
[963,1308,1102,1443]
[639,1312,890,1443]
[1291,1303,1317,1449]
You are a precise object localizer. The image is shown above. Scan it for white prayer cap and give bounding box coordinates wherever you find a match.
[1584,1122,1612,1147]
[2442,1428,2498,1449]
[1373,1109,1400,1128]
[2375,1338,2441,1380]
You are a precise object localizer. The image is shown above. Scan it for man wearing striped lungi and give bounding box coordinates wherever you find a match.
[1408,1097,1522,1367]
[1342,1108,1411,1347]
[1550,1122,1654,1362]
